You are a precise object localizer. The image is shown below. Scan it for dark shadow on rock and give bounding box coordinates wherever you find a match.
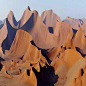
[72,28,77,34]
[28,6,31,11]
[20,13,34,31]
[27,69,30,76]
[31,40,51,64]
[0,62,3,71]
[76,47,86,57]
[13,14,18,26]
[79,19,84,25]
[81,68,84,76]
[72,28,86,38]
[68,47,71,49]
[31,40,41,50]
[1,18,17,54]
[41,50,52,64]
[48,27,53,34]
[20,55,24,60]
[43,16,46,24]
[64,47,66,50]
[32,63,59,86]
[0,57,5,61]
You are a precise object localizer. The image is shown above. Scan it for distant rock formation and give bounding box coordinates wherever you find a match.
[41,10,61,27]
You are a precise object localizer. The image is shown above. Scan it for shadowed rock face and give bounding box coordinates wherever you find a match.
[0,21,8,49]
[72,28,77,34]
[27,69,30,76]
[13,14,18,27]
[48,27,53,34]
[76,47,86,57]
[79,19,84,25]
[31,40,52,64]
[0,62,3,71]
[32,64,59,86]
[20,13,34,31]
[27,6,31,11]
[3,29,32,59]
[19,6,33,28]
[30,40,51,64]
[31,40,41,50]
[1,18,17,53]
[0,57,5,61]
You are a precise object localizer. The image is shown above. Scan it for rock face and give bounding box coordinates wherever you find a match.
[1,18,17,53]
[63,16,86,35]
[4,29,32,59]
[7,10,19,29]
[0,6,86,86]
[0,21,7,46]
[73,27,86,54]
[19,8,58,49]
[19,7,72,49]
[53,22,72,46]
[41,10,61,27]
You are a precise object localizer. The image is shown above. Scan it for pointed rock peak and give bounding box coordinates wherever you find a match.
[9,10,13,14]
[67,16,71,18]
[19,7,33,27]
[33,10,39,14]
[7,10,18,28]
[27,6,31,11]
[76,27,83,34]
[49,9,53,12]
[7,10,13,17]
[79,27,85,35]
[75,27,85,38]
[41,9,61,24]
[67,31,74,40]
[7,10,14,19]
[66,16,71,19]
[25,6,31,12]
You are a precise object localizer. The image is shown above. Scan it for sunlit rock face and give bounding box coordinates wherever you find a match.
[41,10,61,27]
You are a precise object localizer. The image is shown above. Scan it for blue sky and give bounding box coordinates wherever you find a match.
[0,0,86,21]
